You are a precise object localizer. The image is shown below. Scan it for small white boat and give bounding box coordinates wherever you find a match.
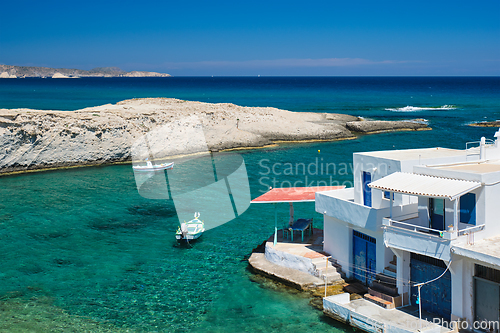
[133,159,174,172]
[176,212,205,242]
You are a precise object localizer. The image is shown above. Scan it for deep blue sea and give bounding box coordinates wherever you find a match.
[0,77,499,332]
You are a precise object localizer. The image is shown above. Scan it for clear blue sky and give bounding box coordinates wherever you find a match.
[1,0,499,76]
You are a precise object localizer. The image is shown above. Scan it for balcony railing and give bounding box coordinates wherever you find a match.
[457,224,485,236]
[382,217,454,239]
[383,217,485,241]
[383,218,442,233]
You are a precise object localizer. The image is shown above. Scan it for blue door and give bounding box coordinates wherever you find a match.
[363,172,372,207]
[353,230,376,285]
[460,193,476,225]
[410,255,451,320]
[366,241,377,285]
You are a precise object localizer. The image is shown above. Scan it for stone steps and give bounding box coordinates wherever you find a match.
[364,267,403,309]
[375,272,397,285]
[364,287,404,309]
[311,257,344,283]
[383,266,397,278]
[371,281,399,297]
[321,270,342,281]
[343,282,368,295]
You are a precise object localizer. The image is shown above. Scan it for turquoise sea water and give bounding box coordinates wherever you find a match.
[0,77,499,331]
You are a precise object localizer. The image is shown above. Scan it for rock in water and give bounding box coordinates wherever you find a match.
[345,120,429,133]
[0,98,429,174]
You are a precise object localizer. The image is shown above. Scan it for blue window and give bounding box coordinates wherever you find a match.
[384,191,391,200]
[460,193,476,225]
[363,172,372,207]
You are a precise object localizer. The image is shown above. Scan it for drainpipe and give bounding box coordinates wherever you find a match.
[480,137,486,160]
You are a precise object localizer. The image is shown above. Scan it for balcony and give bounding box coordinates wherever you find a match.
[316,188,390,232]
[382,217,485,261]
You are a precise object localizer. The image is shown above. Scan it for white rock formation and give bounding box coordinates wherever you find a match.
[0,98,426,174]
[52,73,70,78]
[0,72,16,78]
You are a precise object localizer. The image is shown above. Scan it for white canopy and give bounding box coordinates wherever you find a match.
[368,172,482,201]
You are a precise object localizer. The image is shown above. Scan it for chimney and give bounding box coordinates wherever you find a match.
[480,137,486,160]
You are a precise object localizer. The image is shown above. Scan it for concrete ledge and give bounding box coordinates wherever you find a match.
[323,294,351,323]
[248,252,326,290]
[264,242,317,276]
[323,297,450,333]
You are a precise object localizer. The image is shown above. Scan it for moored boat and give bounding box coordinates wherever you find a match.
[133,159,174,172]
[176,212,205,242]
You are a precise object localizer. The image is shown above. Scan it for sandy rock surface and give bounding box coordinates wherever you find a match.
[0,98,428,174]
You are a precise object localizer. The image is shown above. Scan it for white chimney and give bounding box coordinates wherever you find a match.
[480,136,486,160]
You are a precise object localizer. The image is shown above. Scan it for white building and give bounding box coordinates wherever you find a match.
[317,131,500,328]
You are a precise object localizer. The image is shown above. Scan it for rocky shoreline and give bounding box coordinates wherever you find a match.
[0,98,429,174]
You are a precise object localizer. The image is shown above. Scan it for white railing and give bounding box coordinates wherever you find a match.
[466,139,495,151]
[383,218,445,235]
[466,139,495,160]
[458,224,485,236]
[383,218,485,240]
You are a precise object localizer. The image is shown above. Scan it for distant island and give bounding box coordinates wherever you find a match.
[0,65,170,78]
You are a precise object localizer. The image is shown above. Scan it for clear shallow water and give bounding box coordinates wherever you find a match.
[0,77,499,331]
[0,149,354,332]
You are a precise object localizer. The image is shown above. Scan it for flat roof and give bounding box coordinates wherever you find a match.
[432,160,500,175]
[453,235,500,267]
[356,147,465,161]
[251,186,345,203]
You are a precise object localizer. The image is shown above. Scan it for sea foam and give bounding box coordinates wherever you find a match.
[385,105,456,112]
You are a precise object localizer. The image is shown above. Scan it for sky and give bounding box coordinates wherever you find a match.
[0,0,499,76]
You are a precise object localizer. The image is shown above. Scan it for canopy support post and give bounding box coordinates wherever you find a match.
[274,203,278,246]
[390,192,393,219]
[453,199,459,231]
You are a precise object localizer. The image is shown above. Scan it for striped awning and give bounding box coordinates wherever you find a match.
[368,172,482,201]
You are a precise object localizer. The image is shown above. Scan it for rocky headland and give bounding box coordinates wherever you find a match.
[0,98,429,174]
[0,65,170,78]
